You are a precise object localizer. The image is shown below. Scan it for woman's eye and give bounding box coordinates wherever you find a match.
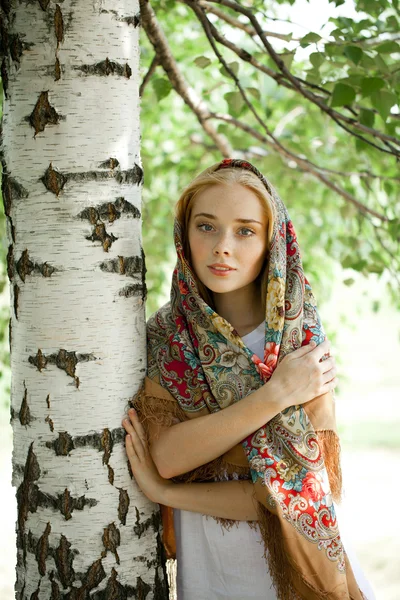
[239,227,255,236]
[198,223,214,232]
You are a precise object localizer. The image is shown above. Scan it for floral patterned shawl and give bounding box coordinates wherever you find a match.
[145,159,365,599]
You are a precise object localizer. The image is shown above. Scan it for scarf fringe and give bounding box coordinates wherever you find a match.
[257,504,340,599]
[316,429,343,503]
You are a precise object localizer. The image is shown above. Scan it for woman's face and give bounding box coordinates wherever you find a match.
[187,183,269,296]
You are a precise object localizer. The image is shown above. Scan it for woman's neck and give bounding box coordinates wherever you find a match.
[212,283,264,337]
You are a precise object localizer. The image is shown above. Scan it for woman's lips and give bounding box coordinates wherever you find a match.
[207,266,235,276]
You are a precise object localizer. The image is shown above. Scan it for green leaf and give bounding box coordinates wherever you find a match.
[344,45,363,65]
[375,41,400,54]
[343,278,355,286]
[310,52,324,68]
[279,51,295,70]
[300,32,322,47]
[370,89,397,121]
[224,91,245,116]
[388,219,400,241]
[194,56,211,69]
[359,108,375,128]
[360,77,385,96]
[330,83,356,107]
[220,61,239,78]
[151,77,172,101]
[247,87,261,100]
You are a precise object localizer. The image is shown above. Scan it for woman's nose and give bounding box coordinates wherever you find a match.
[213,234,231,255]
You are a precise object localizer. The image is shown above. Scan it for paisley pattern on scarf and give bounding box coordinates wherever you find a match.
[146,159,362,598]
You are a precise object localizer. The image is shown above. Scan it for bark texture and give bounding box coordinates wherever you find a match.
[1,0,167,597]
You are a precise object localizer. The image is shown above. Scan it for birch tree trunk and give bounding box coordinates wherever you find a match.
[1,1,168,597]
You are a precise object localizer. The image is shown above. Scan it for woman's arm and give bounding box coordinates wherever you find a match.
[147,339,336,479]
[123,412,258,521]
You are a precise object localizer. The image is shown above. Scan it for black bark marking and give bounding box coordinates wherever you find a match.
[107,465,114,485]
[86,222,118,252]
[46,394,51,408]
[134,507,160,539]
[118,283,146,299]
[78,197,141,224]
[54,56,61,80]
[101,428,113,465]
[55,535,75,589]
[101,523,120,564]
[42,163,67,196]
[52,431,74,456]
[49,571,61,599]
[99,158,120,169]
[2,165,29,217]
[84,558,106,590]
[77,57,131,79]
[16,249,34,282]
[9,33,24,63]
[45,415,54,432]
[9,317,12,352]
[29,348,95,387]
[28,348,47,371]
[36,522,51,576]
[54,4,64,46]
[119,247,147,300]
[30,579,41,599]
[136,576,151,599]
[118,489,130,526]
[46,427,125,456]
[29,91,60,136]
[0,16,8,58]
[6,244,14,280]
[121,13,141,27]
[16,249,56,282]
[102,567,127,600]
[0,0,11,17]
[39,0,51,10]
[42,162,143,193]
[100,255,143,279]
[14,283,20,319]
[19,385,31,426]
[115,163,143,185]
[16,444,41,564]
[1,57,8,97]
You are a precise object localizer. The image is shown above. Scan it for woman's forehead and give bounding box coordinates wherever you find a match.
[192,183,264,216]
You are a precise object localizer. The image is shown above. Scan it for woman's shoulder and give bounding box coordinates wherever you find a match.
[146,300,172,331]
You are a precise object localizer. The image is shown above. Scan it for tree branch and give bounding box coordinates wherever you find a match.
[139,0,233,157]
[209,111,389,222]
[139,54,160,97]
[196,0,301,42]
[205,0,400,156]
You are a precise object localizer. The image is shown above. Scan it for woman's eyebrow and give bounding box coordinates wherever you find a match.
[193,212,263,225]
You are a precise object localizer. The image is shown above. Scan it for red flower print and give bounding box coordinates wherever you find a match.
[178,280,189,295]
[302,472,325,503]
[287,220,296,240]
[252,343,279,381]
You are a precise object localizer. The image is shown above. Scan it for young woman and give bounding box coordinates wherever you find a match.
[123,160,375,600]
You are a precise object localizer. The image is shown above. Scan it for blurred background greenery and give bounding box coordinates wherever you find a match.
[1,0,399,598]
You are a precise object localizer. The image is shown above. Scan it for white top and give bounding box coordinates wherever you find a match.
[173,324,376,600]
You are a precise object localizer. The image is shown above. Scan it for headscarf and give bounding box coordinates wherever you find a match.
[145,159,365,599]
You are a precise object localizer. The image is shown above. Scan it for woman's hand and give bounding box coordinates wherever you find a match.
[268,339,337,411]
[123,408,172,504]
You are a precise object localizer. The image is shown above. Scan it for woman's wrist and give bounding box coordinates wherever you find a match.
[263,378,288,415]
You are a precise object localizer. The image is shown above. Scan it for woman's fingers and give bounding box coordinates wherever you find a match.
[128,409,147,446]
[123,411,147,462]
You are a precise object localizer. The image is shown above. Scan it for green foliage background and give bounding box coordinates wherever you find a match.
[140,0,399,316]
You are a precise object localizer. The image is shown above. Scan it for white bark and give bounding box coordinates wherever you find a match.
[2,1,167,597]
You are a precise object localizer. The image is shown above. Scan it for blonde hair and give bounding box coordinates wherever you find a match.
[175,164,275,311]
